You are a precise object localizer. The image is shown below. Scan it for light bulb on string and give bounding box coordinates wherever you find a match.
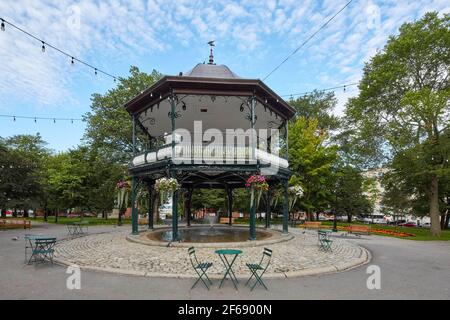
[71,57,74,65]
[1,19,5,31]
[343,85,346,92]
[34,117,36,123]
[13,116,16,122]
[53,118,56,123]
[41,41,46,53]
[94,68,98,75]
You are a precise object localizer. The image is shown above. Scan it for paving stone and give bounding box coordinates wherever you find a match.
[54,229,370,278]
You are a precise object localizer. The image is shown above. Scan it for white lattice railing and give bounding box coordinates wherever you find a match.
[132,144,288,168]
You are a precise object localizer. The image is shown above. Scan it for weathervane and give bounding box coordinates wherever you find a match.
[208,40,215,65]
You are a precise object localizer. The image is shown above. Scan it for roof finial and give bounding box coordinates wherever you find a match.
[207,40,215,65]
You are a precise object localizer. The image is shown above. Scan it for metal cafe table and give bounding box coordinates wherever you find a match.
[215,249,242,290]
[67,221,89,236]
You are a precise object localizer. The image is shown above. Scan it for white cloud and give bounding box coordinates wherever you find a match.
[0,0,448,111]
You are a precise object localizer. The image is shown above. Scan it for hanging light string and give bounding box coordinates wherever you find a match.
[263,0,354,81]
[0,17,118,81]
[0,114,82,123]
[0,82,360,123]
[280,82,359,98]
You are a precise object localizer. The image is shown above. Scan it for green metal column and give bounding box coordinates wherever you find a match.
[249,186,256,240]
[169,91,179,241]
[148,181,154,229]
[226,186,233,226]
[282,179,289,234]
[185,188,193,227]
[265,188,271,229]
[131,176,139,235]
[131,114,139,235]
[249,93,257,240]
[172,183,179,241]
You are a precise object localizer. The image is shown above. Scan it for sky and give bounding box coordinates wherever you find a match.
[0,0,448,152]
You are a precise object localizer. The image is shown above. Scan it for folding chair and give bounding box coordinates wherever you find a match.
[318,230,333,252]
[30,238,57,264]
[245,247,272,291]
[188,247,213,290]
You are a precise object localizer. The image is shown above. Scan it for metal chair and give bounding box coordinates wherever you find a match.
[30,238,57,264]
[318,230,333,252]
[188,247,213,290]
[245,247,272,291]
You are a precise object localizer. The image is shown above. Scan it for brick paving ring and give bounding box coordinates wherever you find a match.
[53,228,371,279]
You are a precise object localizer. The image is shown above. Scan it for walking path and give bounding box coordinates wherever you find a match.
[1,222,449,299]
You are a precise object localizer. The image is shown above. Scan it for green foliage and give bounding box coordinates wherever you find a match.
[191,189,227,212]
[289,90,341,131]
[334,166,373,221]
[343,12,450,235]
[83,66,163,163]
[0,134,50,215]
[288,117,338,216]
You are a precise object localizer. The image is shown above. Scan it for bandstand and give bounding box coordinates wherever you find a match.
[125,49,295,241]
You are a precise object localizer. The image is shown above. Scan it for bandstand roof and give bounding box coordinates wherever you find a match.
[124,61,296,139]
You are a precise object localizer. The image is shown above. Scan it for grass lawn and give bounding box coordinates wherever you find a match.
[234,218,450,241]
[318,221,450,241]
[27,217,132,225]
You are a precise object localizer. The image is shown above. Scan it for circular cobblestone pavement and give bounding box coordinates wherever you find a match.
[54,229,370,279]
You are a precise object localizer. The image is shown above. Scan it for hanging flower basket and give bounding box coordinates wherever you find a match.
[288,185,303,210]
[116,180,131,210]
[155,177,179,204]
[245,175,269,208]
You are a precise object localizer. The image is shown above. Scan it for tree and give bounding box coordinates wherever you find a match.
[288,117,338,220]
[0,145,40,217]
[333,166,373,223]
[289,90,341,131]
[344,12,450,236]
[0,134,49,217]
[83,66,163,163]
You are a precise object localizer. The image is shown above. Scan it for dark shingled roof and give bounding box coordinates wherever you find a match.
[184,63,240,79]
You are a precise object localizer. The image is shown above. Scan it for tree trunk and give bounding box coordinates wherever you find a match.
[23,207,28,218]
[428,175,441,237]
[347,214,352,224]
[55,209,58,223]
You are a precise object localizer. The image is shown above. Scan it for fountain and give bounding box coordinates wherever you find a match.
[145,226,274,244]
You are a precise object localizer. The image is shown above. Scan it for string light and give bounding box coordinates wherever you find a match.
[0,17,118,82]
[279,82,359,98]
[0,114,83,123]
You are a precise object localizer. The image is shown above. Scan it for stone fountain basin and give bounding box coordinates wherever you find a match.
[127,225,294,248]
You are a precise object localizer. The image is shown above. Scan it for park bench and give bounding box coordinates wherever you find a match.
[347,225,371,236]
[0,218,31,230]
[302,221,322,230]
[219,217,235,224]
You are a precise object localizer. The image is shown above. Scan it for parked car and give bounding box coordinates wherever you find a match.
[399,221,417,227]
[420,222,431,228]
[388,219,407,226]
